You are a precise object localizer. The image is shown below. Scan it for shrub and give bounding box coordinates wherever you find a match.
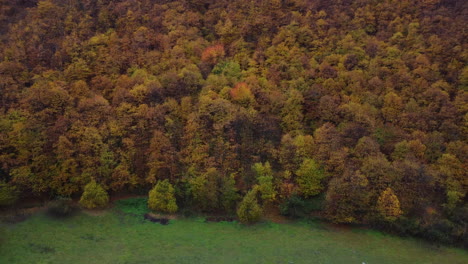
[115,197,149,216]
[280,194,324,218]
[0,181,18,207]
[148,179,178,213]
[422,219,454,244]
[79,180,109,209]
[237,189,262,224]
[47,197,76,218]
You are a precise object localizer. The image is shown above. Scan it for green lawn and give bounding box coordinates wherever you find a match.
[1,201,467,264]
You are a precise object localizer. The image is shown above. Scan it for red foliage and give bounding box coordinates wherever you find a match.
[201,44,225,64]
[230,82,253,102]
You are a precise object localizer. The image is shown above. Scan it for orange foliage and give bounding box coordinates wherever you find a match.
[230,82,254,103]
[201,44,225,64]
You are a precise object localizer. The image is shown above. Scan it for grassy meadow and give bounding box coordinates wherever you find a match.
[0,198,467,264]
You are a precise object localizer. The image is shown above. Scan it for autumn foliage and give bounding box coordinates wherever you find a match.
[79,181,109,209]
[201,44,225,65]
[230,82,254,104]
[0,0,467,246]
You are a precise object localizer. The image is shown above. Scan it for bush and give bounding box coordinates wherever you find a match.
[237,189,262,224]
[422,219,454,244]
[0,181,18,207]
[79,180,109,209]
[0,226,5,246]
[280,194,324,219]
[47,197,76,218]
[115,197,149,216]
[280,195,308,218]
[148,180,178,213]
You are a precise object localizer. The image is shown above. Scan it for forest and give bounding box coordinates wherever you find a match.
[0,0,467,247]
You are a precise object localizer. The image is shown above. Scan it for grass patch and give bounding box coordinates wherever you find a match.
[113,197,149,216]
[0,199,467,264]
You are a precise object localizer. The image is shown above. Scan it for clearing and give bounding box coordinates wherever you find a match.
[0,199,467,264]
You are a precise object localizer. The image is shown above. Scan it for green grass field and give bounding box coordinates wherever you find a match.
[1,199,467,264]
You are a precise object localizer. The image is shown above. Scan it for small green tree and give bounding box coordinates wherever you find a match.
[253,162,277,202]
[220,173,239,213]
[0,181,18,207]
[237,189,262,224]
[296,158,326,197]
[79,180,109,209]
[377,187,403,221]
[189,168,219,212]
[148,179,178,213]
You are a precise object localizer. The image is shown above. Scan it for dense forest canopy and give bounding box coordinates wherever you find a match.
[0,0,467,245]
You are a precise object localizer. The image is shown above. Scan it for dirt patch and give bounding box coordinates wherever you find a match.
[205,216,235,222]
[82,209,109,217]
[263,204,292,224]
[146,212,177,220]
[28,243,55,254]
[323,222,356,232]
[144,213,170,225]
[110,194,147,203]
[1,206,48,224]
[80,233,105,242]
[1,212,30,224]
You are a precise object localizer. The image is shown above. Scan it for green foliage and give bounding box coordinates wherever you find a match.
[189,168,220,212]
[114,197,149,215]
[148,180,178,214]
[252,162,277,202]
[0,181,18,207]
[212,60,241,80]
[279,195,324,219]
[79,180,109,209]
[220,174,240,213]
[237,189,262,224]
[295,159,327,197]
[281,89,304,134]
